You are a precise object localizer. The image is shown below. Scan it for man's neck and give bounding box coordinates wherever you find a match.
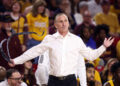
[59,31,68,37]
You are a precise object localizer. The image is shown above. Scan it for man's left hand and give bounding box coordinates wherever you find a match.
[103,37,114,48]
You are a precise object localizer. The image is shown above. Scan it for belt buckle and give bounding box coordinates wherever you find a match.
[58,76,66,80]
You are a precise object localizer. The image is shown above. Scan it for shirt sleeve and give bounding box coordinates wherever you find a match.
[77,55,87,86]
[14,35,50,65]
[79,38,106,61]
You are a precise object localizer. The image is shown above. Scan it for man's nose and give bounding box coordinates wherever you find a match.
[62,22,65,26]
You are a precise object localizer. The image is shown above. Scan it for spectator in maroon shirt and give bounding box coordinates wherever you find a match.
[0,14,24,74]
[74,10,95,37]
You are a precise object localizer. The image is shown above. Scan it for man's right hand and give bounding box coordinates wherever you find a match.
[8,59,15,67]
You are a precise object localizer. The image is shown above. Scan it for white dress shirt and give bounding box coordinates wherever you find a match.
[35,51,49,85]
[14,32,106,86]
[77,54,87,86]
[0,80,27,86]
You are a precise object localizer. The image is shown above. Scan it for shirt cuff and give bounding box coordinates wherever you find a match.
[101,45,107,51]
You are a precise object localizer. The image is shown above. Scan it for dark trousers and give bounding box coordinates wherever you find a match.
[48,74,77,86]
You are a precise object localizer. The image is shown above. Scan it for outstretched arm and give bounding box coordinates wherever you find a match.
[79,37,114,61]
[8,35,50,67]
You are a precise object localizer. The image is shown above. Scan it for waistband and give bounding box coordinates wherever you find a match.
[49,74,75,80]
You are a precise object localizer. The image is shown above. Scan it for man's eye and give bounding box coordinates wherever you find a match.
[65,20,67,22]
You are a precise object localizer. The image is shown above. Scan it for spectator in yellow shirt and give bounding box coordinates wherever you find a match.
[94,0,120,35]
[110,0,120,24]
[10,1,28,52]
[26,0,49,64]
[26,0,49,49]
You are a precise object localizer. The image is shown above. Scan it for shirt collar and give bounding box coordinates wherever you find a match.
[53,31,72,38]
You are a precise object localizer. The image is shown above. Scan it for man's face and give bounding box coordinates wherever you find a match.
[86,67,95,82]
[8,72,22,86]
[54,15,69,33]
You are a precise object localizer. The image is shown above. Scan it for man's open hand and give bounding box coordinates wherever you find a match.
[103,37,114,48]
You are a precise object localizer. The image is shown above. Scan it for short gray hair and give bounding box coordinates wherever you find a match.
[54,13,68,23]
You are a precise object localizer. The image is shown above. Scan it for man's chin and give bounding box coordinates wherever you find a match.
[15,83,21,86]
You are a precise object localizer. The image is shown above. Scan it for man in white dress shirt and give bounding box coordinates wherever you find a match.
[9,13,114,86]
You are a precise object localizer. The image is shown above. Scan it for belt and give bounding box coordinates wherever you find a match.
[49,74,75,80]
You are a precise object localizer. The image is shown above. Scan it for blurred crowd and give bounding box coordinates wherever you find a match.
[0,0,120,86]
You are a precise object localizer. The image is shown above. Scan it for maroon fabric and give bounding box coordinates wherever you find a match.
[49,25,56,35]
[74,23,95,36]
[0,28,24,74]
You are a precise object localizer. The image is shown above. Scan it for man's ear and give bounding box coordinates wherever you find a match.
[54,23,57,29]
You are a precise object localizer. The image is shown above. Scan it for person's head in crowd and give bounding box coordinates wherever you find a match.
[11,1,22,14]
[106,58,119,72]
[101,0,110,14]
[111,62,120,81]
[101,58,119,83]
[54,13,69,35]
[69,0,80,14]
[6,69,23,86]
[80,27,91,42]
[83,10,92,24]
[86,63,102,86]
[2,0,15,10]
[95,24,110,41]
[0,66,6,82]
[2,14,14,31]
[79,1,88,14]
[31,0,47,17]
[24,60,33,74]
[49,0,58,9]
[103,61,120,86]
[23,60,37,86]
[58,0,71,14]
[86,63,95,84]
